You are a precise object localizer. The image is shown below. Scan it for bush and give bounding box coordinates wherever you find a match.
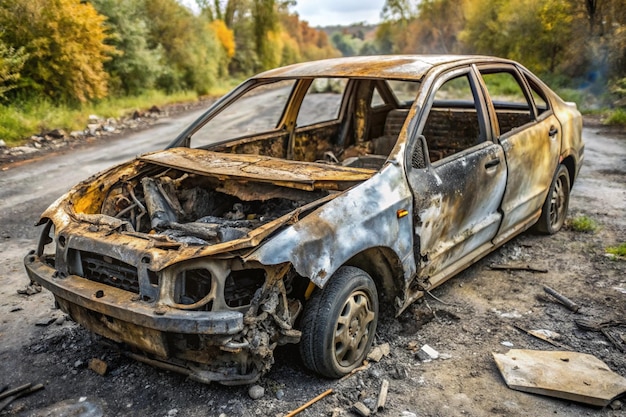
[606,243,626,259]
[0,0,115,103]
[567,215,598,233]
[604,108,626,126]
[0,40,27,99]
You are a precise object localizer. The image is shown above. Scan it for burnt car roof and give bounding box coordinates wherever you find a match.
[253,54,502,80]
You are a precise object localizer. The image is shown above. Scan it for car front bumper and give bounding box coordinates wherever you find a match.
[23,252,272,385]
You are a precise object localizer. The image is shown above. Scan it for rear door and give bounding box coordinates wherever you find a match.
[476,65,560,243]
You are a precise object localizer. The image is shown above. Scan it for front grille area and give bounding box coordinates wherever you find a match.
[72,250,140,293]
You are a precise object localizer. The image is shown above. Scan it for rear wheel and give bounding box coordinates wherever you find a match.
[299,266,378,378]
[535,164,570,234]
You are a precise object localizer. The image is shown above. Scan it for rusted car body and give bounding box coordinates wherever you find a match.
[25,55,583,384]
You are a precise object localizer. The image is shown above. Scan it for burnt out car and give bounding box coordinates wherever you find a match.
[25,55,583,385]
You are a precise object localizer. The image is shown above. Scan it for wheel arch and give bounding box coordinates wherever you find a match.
[344,246,405,303]
[561,154,577,187]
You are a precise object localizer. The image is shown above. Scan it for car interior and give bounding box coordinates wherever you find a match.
[193,71,543,170]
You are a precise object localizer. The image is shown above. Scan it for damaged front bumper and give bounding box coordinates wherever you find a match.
[24,244,299,385]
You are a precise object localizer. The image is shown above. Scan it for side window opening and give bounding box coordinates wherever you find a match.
[340,80,418,169]
[524,75,550,116]
[480,71,533,135]
[296,78,348,127]
[370,86,385,108]
[421,74,484,163]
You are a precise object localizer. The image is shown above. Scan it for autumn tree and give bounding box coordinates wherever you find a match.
[0,40,27,100]
[90,0,165,95]
[143,0,225,94]
[0,0,115,103]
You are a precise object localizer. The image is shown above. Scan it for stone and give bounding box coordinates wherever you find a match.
[367,342,390,362]
[417,344,439,361]
[0,139,6,147]
[11,146,38,155]
[368,367,383,379]
[392,364,408,380]
[88,358,108,376]
[352,402,371,416]
[248,385,265,400]
[47,128,66,139]
[275,389,284,400]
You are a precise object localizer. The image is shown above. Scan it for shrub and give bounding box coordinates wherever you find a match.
[0,0,115,103]
[606,243,626,259]
[568,215,598,233]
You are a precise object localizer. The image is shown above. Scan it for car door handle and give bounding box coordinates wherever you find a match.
[485,158,501,169]
[549,126,559,136]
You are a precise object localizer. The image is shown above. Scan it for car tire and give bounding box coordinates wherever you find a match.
[535,164,570,234]
[299,266,379,378]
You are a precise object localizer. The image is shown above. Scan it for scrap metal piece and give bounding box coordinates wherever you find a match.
[141,177,177,229]
[489,263,548,273]
[543,285,580,312]
[493,349,626,406]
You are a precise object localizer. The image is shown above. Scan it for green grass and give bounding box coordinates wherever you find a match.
[0,81,241,147]
[604,108,626,126]
[606,243,626,259]
[568,215,598,233]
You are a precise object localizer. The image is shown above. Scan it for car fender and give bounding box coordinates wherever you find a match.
[246,163,416,288]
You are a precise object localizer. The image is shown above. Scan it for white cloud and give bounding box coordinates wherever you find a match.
[292,0,385,27]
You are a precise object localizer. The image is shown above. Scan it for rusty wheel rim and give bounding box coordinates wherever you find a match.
[333,290,376,368]
[549,174,566,229]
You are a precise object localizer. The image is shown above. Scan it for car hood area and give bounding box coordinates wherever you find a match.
[41,148,377,271]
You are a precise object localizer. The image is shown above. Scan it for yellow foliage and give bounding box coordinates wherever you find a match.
[210,19,236,58]
[0,0,115,103]
[264,30,284,69]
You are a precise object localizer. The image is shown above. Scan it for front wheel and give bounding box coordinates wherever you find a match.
[535,164,570,234]
[299,266,378,378]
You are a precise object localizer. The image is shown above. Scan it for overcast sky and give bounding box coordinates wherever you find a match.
[291,0,385,27]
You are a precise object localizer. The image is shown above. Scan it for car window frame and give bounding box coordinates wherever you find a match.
[407,65,492,170]
[474,64,541,139]
[519,68,554,122]
[168,78,300,149]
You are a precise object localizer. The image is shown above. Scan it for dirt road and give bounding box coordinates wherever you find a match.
[0,116,624,416]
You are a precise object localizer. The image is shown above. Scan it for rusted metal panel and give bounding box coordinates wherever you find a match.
[139,148,375,191]
[254,55,500,81]
[247,161,416,288]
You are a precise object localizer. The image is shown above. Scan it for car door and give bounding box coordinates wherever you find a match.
[407,68,507,285]
[476,65,561,244]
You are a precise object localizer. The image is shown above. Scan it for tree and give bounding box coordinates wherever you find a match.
[0,0,115,103]
[143,0,224,94]
[0,40,27,100]
[91,0,165,95]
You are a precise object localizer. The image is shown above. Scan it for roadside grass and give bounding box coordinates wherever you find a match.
[0,80,240,147]
[567,215,598,233]
[606,242,626,260]
[604,108,626,126]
